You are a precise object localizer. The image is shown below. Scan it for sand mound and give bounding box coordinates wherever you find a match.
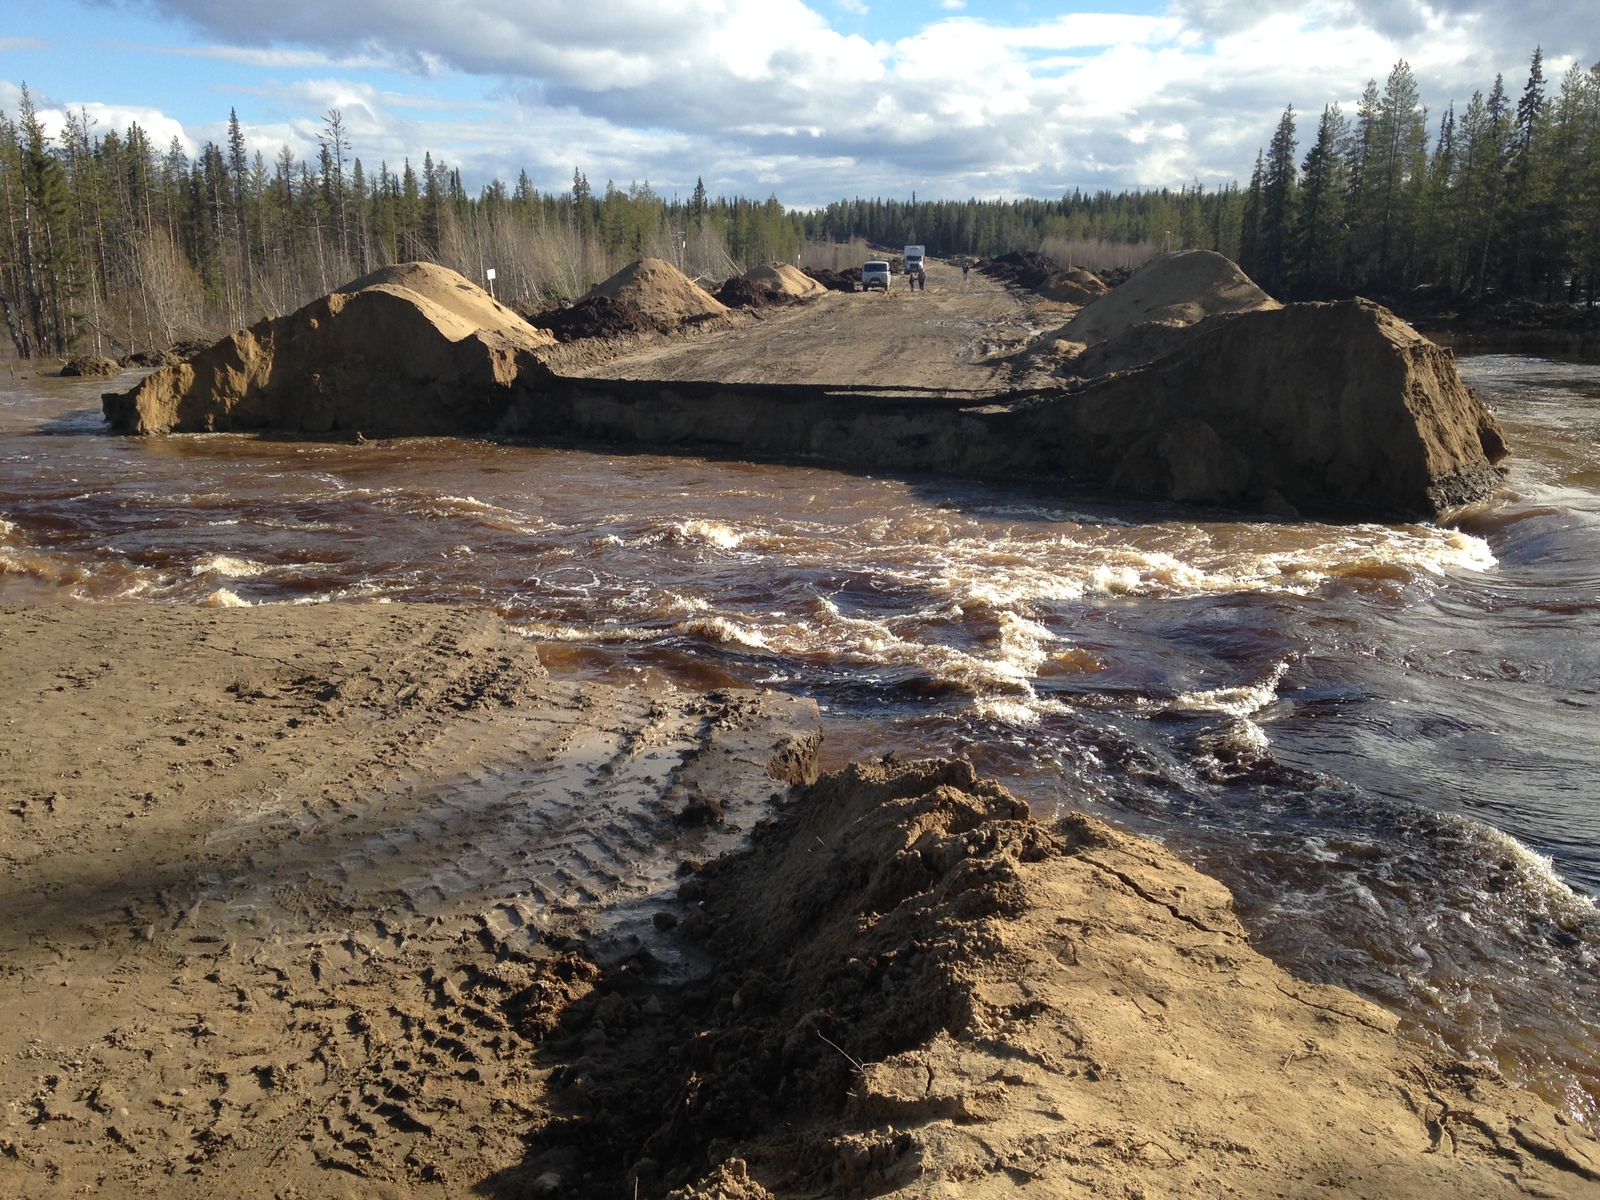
[103,262,555,435]
[744,261,827,299]
[343,260,536,334]
[587,257,729,325]
[496,755,1598,1197]
[1062,248,1279,344]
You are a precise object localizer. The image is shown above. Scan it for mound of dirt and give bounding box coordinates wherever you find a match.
[716,263,827,310]
[118,348,181,369]
[533,294,667,341]
[801,267,859,292]
[713,277,789,310]
[59,354,120,378]
[744,262,827,299]
[102,262,555,435]
[1061,249,1279,345]
[586,257,730,327]
[491,755,1598,1199]
[979,251,1108,304]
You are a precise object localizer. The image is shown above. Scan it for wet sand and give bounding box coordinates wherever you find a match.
[2,603,1597,1197]
[0,602,818,1197]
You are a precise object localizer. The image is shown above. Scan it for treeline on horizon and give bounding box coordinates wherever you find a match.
[1,44,1596,358]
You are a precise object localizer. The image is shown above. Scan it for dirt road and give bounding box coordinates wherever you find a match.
[572,260,1072,390]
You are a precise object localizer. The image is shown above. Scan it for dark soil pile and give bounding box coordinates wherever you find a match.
[979,251,1107,304]
[714,277,795,310]
[119,348,181,369]
[59,354,120,378]
[978,250,1059,291]
[801,267,859,292]
[531,295,669,342]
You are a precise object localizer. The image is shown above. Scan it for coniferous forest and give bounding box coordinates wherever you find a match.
[2,47,1596,358]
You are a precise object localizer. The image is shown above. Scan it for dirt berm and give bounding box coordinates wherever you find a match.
[499,755,1600,1198]
[101,262,556,435]
[511,296,1507,517]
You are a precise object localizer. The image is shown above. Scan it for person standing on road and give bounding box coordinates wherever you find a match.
[962,260,969,283]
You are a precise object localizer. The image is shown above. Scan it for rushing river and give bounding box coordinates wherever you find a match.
[2,351,1598,1125]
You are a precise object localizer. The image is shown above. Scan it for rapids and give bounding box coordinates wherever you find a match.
[2,350,1598,1125]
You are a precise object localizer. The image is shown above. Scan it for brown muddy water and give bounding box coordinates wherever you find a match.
[3,354,1599,1127]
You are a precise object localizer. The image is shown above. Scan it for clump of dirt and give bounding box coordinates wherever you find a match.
[59,354,120,378]
[979,251,1107,304]
[532,294,669,342]
[491,754,1600,1200]
[801,267,859,292]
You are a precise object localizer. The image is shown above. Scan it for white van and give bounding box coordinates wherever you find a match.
[861,261,891,292]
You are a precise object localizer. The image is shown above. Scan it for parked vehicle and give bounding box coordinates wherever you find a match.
[861,260,892,292]
[904,244,926,291]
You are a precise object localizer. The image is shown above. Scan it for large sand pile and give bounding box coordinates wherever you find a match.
[744,262,827,299]
[102,262,555,435]
[586,257,730,325]
[1062,248,1279,345]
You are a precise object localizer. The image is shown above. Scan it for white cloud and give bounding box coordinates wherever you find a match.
[0,79,198,155]
[940,0,965,9]
[20,0,1598,203]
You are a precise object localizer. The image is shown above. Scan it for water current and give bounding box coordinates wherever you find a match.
[2,351,1598,1125]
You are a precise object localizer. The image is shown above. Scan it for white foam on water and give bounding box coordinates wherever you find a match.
[673,615,771,650]
[673,519,745,550]
[192,554,268,578]
[202,587,252,608]
[1172,662,1289,718]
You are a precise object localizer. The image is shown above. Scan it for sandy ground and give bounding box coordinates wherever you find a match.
[2,606,1597,1199]
[556,261,1072,390]
[0,603,818,1198]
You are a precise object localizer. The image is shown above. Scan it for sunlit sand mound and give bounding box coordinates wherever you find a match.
[586,257,730,326]
[1062,248,1279,346]
[507,756,1600,1197]
[102,262,554,435]
[744,261,827,298]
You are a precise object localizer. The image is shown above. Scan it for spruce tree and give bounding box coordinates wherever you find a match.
[1292,104,1350,294]
[1258,106,1298,294]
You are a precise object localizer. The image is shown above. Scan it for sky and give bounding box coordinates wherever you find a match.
[0,0,1594,207]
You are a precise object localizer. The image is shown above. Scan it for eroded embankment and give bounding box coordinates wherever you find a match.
[499,755,1600,1199]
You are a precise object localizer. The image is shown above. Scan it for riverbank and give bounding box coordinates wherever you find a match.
[1,603,1595,1198]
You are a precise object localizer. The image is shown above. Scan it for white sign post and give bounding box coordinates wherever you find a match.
[485,267,497,301]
